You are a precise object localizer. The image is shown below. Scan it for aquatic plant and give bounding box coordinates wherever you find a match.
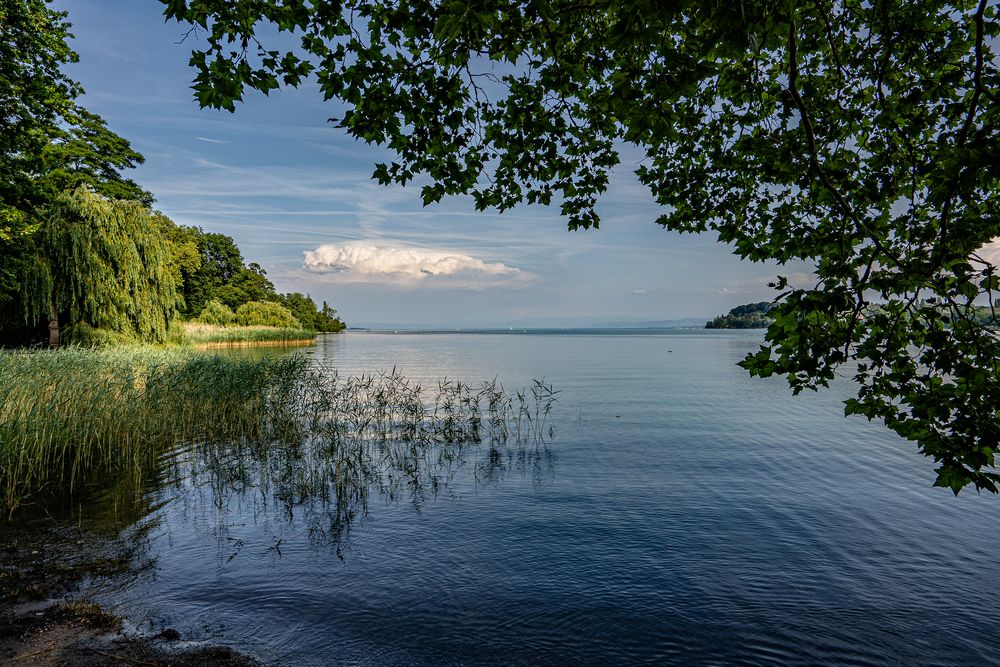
[0,347,304,514]
[0,348,557,517]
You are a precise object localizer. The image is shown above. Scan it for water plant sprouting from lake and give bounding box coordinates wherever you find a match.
[0,348,557,516]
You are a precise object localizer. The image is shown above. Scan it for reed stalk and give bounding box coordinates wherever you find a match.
[0,347,557,517]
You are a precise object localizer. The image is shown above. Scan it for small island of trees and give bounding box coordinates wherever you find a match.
[705,302,774,329]
[706,300,996,331]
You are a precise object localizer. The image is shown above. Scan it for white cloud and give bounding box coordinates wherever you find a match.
[302,243,531,288]
[631,289,648,295]
[976,239,1000,267]
[195,136,229,144]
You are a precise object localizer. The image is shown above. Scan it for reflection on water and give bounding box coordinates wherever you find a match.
[71,331,1000,666]
[157,410,555,559]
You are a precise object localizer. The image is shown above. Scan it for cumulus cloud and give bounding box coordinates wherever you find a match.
[302,243,530,287]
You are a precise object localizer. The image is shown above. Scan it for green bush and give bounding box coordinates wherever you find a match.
[234,301,301,328]
[197,299,236,326]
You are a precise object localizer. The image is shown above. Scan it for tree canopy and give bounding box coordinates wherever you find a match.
[0,0,154,328]
[24,187,181,345]
[0,0,346,346]
[162,0,999,492]
[0,0,79,301]
[706,302,774,330]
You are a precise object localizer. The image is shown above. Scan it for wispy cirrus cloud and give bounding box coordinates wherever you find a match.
[302,242,531,288]
[195,136,229,144]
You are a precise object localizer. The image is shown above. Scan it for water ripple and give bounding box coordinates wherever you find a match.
[78,331,1000,665]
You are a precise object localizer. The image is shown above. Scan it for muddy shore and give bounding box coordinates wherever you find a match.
[0,524,258,666]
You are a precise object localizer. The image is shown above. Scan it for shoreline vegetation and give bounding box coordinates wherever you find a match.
[705,302,774,329]
[2,189,346,350]
[0,341,555,663]
[704,299,997,331]
[0,346,557,517]
[0,342,556,665]
[179,322,317,347]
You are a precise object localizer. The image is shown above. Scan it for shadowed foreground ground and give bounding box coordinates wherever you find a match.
[0,525,257,666]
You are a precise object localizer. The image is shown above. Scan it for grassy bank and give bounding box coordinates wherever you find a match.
[0,347,307,515]
[179,322,317,347]
[0,347,555,516]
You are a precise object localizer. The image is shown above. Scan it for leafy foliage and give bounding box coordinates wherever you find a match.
[215,265,278,309]
[39,106,153,205]
[23,187,181,344]
[178,230,245,315]
[0,0,78,210]
[197,298,236,325]
[0,0,78,304]
[163,0,1000,492]
[280,292,346,332]
[318,301,346,332]
[706,302,774,329]
[0,0,159,346]
[234,300,301,328]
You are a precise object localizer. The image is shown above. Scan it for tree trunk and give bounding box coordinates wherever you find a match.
[48,304,60,349]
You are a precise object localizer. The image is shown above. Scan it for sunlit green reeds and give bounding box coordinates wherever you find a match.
[0,347,306,514]
[0,348,556,517]
[180,322,317,346]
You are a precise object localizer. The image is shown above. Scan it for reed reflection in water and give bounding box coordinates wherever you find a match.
[150,366,557,559]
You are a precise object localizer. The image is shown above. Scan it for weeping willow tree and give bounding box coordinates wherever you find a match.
[23,187,181,346]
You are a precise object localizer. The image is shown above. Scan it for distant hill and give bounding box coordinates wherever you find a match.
[705,302,774,329]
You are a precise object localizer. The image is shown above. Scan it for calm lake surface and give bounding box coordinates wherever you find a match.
[81,330,998,665]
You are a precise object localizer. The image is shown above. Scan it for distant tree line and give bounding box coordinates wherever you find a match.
[0,1,343,347]
[705,302,774,329]
[707,299,996,331]
[172,226,345,333]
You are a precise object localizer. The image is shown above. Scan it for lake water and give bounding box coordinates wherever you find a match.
[82,330,998,665]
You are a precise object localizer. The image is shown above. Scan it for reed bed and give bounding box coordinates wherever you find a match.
[0,348,556,516]
[180,322,317,346]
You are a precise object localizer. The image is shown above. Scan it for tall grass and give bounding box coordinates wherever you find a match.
[0,348,556,516]
[166,369,558,550]
[0,347,306,514]
[180,322,316,346]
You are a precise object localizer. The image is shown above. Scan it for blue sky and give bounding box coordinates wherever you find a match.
[54,0,804,328]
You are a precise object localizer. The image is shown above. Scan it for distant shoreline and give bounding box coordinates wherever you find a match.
[347,327,760,335]
[191,338,317,349]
